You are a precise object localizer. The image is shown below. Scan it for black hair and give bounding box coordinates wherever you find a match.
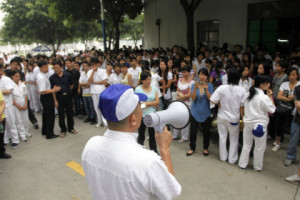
[82,61,90,66]
[258,61,271,76]
[239,65,250,79]
[64,58,72,63]
[141,60,150,71]
[10,58,20,65]
[248,75,270,101]
[287,67,298,77]
[278,60,289,72]
[205,59,213,65]
[53,61,63,67]
[180,65,191,73]
[38,60,48,68]
[140,71,151,81]
[90,57,100,64]
[0,63,3,69]
[11,70,21,77]
[180,60,188,66]
[198,67,209,78]
[227,68,240,85]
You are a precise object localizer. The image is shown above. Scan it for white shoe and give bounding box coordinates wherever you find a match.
[26,134,32,138]
[95,124,101,128]
[286,174,300,182]
[177,139,187,143]
[273,141,281,146]
[272,144,280,152]
[21,138,27,142]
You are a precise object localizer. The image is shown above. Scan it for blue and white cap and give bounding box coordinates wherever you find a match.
[99,84,147,122]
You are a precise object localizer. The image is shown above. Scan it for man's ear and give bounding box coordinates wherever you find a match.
[129,113,137,127]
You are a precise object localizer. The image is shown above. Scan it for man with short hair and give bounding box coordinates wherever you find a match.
[82,84,181,200]
[50,61,77,138]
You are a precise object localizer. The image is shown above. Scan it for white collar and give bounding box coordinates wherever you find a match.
[256,88,265,94]
[104,129,138,144]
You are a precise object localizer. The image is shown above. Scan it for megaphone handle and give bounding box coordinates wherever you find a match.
[154,124,165,134]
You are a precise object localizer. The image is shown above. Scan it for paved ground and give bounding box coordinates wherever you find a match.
[0,113,300,200]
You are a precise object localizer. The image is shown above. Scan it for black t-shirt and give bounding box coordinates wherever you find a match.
[293,85,300,123]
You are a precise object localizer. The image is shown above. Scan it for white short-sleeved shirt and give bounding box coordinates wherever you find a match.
[177,79,195,106]
[243,88,276,125]
[89,68,106,94]
[151,73,162,98]
[210,84,246,122]
[33,66,54,79]
[12,81,27,106]
[239,77,253,92]
[0,75,14,107]
[109,73,122,85]
[82,129,181,200]
[25,72,36,83]
[79,70,92,96]
[279,81,300,97]
[128,67,142,88]
[222,74,228,85]
[36,72,51,93]
[164,72,173,99]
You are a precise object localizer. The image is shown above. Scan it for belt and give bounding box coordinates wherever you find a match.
[57,92,69,96]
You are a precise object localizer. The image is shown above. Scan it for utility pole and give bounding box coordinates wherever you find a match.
[100,0,106,51]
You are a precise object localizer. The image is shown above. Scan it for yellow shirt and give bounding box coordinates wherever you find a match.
[0,91,5,118]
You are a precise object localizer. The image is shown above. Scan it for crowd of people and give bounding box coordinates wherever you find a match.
[1,43,300,182]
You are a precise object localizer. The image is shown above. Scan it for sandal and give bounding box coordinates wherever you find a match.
[60,132,66,138]
[69,130,78,134]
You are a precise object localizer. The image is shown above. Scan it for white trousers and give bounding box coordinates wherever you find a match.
[4,106,19,144]
[91,93,107,125]
[217,118,240,164]
[13,106,30,140]
[172,124,190,141]
[27,85,40,112]
[238,123,267,171]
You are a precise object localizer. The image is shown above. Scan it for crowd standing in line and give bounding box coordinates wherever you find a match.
[1,43,300,182]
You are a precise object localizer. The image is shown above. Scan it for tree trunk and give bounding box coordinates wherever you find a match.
[114,20,120,50]
[186,11,195,54]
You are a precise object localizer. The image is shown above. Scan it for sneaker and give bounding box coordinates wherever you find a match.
[95,124,101,128]
[78,115,83,119]
[178,139,187,143]
[240,167,246,172]
[27,133,32,138]
[254,169,261,172]
[173,137,180,140]
[284,159,294,167]
[286,174,300,182]
[33,123,39,129]
[273,141,281,146]
[147,136,149,140]
[21,138,27,142]
[90,120,97,125]
[272,144,280,152]
[11,143,18,148]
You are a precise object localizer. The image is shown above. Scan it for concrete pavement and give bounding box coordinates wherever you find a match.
[0,113,299,200]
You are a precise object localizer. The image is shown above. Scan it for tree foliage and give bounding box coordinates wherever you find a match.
[46,0,144,50]
[120,14,144,47]
[1,0,74,54]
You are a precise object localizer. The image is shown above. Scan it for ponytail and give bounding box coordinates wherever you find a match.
[248,85,256,101]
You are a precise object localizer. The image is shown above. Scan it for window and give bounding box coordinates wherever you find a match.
[197,20,220,49]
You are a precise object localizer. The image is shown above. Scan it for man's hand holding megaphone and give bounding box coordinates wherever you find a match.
[155,126,175,175]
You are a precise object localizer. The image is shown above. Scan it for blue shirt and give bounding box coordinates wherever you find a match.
[135,85,158,117]
[191,83,214,122]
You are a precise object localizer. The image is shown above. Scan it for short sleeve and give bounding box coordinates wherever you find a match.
[279,82,288,91]
[167,72,173,80]
[261,95,276,114]
[189,80,195,88]
[37,77,46,92]
[210,86,222,104]
[240,89,247,106]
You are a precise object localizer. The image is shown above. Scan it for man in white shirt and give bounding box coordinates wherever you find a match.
[128,57,142,89]
[82,84,181,200]
[88,58,107,128]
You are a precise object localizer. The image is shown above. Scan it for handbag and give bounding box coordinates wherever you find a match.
[275,100,294,115]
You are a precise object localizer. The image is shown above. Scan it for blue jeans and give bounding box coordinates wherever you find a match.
[83,96,96,120]
[286,121,300,160]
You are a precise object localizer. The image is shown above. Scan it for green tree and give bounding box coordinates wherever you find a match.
[120,14,144,47]
[1,0,74,54]
[46,0,144,50]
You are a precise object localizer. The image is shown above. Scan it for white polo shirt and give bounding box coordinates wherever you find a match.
[128,66,142,88]
[109,73,122,85]
[82,129,181,200]
[36,72,51,93]
[89,68,106,94]
[0,75,14,107]
[239,78,253,92]
[79,70,92,96]
[243,88,276,125]
[12,81,27,106]
[210,84,246,123]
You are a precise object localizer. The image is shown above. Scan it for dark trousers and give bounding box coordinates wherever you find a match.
[189,114,212,151]
[57,93,74,133]
[0,119,6,155]
[40,94,55,137]
[82,96,96,120]
[73,89,82,115]
[28,100,38,124]
[274,112,292,139]
[138,118,157,151]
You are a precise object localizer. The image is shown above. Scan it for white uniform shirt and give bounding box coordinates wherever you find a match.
[88,68,106,94]
[243,88,276,124]
[239,77,253,92]
[12,81,27,106]
[36,72,51,93]
[222,74,228,85]
[109,73,122,85]
[33,66,54,79]
[79,70,92,96]
[151,73,162,98]
[82,129,181,200]
[0,75,14,107]
[128,66,142,88]
[210,85,246,123]
[164,72,173,100]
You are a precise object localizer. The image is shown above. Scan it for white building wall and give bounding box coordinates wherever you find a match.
[144,0,276,50]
